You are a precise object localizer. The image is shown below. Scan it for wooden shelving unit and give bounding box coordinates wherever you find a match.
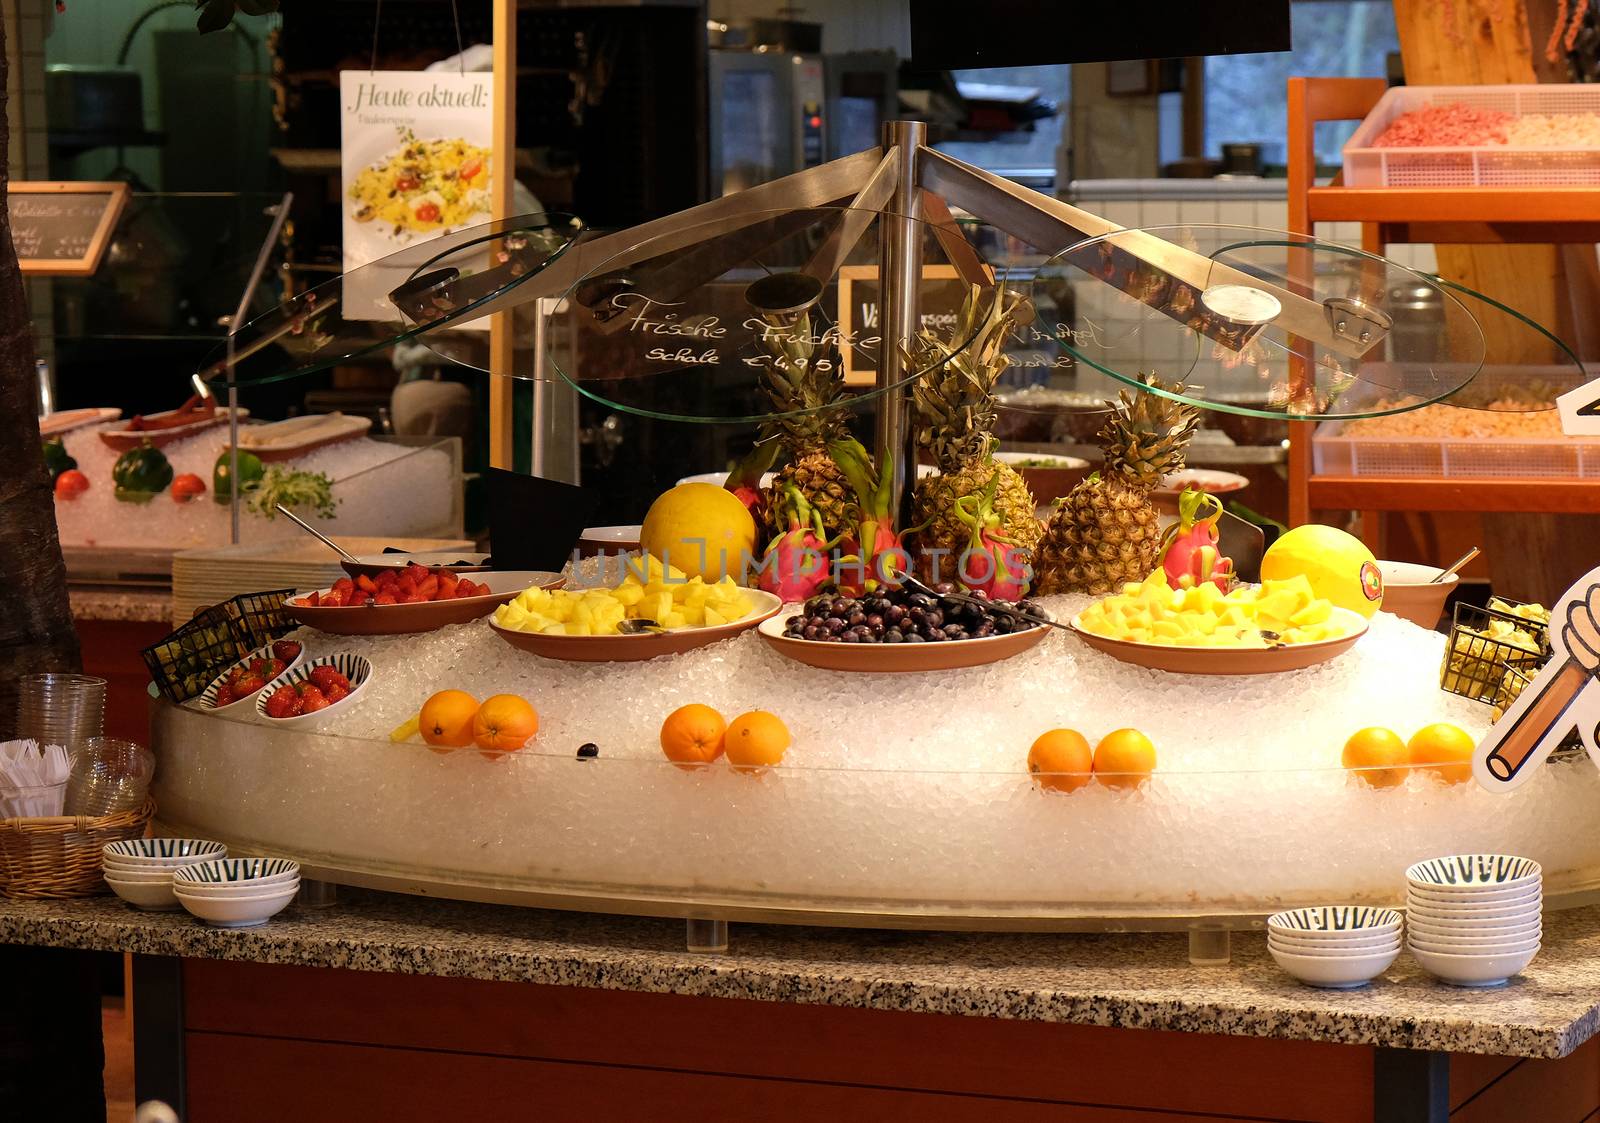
[1285,76,1600,528]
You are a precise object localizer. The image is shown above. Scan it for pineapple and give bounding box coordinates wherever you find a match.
[1033,376,1199,595]
[755,310,857,539]
[906,285,1041,583]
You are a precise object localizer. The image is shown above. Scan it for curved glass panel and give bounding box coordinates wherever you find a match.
[196,212,582,390]
[1020,225,1580,421]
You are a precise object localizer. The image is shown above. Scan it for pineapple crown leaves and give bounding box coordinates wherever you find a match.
[1095,373,1200,490]
[905,285,1028,469]
[756,309,852,448]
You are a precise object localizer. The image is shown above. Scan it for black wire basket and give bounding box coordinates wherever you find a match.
[140,589,298,704]
[1439,600,1550,703]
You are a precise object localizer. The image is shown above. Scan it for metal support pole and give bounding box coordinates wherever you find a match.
[876,120,926,527]
[530,296,580,484]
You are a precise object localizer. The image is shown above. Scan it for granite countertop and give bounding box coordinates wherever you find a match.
[3,889,1598,1059]
[68,585,172,624]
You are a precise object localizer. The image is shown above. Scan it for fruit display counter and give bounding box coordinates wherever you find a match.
[148,559,1600,929]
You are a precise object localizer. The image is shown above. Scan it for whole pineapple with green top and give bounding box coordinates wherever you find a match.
[1033,376,1199,595]
[906,284,1041,584]
[756,310,858,540]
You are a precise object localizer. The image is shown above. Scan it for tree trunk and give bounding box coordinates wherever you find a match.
[0,10,81,740]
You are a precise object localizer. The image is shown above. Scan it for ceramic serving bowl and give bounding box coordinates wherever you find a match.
[1409,944,1538,987]
[103,838,227,865]
[252,655,372,729]
[1407,916,1542,939]
[1269,934,1402,957]
[1267,906,1402,936]
[174,883,299,928]
[172,876,299,898]
[1406,854,1542,892]
[1377,561,1458,630]
[1408,933,1541,955]
[99,864,183,882]
[172,856,300,889]
[102,875,182,911]
[1407,881,1542,905]
[194,641,306,714]
[1269,944,1400,988]
[1407,900,1544,924]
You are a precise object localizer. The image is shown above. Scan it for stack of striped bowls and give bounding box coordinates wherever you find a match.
[1267,906,1403,988]
[1406,855,1541,987]
[172,857,301,928]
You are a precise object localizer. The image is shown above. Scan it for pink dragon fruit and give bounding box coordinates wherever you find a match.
[723,439,780,527]
[754,485,834,602]
[827,439,913,595]
[954,474,1029,600]
[1160,487,1234,592]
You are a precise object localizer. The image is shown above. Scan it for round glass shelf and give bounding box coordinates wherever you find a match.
[1017,224,1587,421]
[454,206,1013,426]
[196,212,582,390]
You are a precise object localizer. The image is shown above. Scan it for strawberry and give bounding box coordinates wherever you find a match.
[232,671,266,696]
[263,686,302,718]
[297,683,330,712]
[320,588,346,608]
[249,658,268,674]
[436,572,460,597]
[272,640,301,662]
[402,591,427,604]
[308,665,344,691]
[323,681,350,703]
[356,573,379,595]
[373,591,397,605]
[303,591,321,607]
[214,682,237,707]
[376,570,399,589]
[262,658,285,679]
[456,580,482,598]
[416,575,440,600]
[331,577,355,600]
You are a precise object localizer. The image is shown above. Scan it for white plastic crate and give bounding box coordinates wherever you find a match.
[1313,421,1600,480]
[1343,84,1600,188]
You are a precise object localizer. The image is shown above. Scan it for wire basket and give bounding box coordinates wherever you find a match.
[140,590,297,704]
[0,797,155,899]
[1440,600,1550,702]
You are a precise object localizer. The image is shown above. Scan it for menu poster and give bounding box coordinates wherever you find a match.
[836,265,970,386]
[339,71,493,323]
[8,181,129,276]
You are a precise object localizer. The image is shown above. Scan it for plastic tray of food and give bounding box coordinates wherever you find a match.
[1343,84,1600,188]
[1314,405,1600,479]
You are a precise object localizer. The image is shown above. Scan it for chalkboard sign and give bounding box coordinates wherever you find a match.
[836,265,970,386]
[8,181,128,276]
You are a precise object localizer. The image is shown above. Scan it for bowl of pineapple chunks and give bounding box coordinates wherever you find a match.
[488,557,782,662]
[1071,571,1368,676]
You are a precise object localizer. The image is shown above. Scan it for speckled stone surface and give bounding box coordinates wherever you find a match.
[3,890,1599,1058]
[68,585,171,624]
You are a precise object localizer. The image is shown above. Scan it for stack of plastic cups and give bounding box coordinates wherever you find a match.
[16,673,106,759]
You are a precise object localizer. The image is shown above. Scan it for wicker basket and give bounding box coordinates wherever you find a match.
[0,797,155,899]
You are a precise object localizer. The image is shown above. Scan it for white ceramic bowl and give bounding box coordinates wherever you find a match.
[1409,933,1541,956]
[102,854,207,872]
[172,856,300,886]
[1377,561,1458,629]
[1409,944,1539,987]
[1267,906,1402,937]
[1269,944,1400,988]
[173,876,299,898]
[1407,896,1543,919]
[174,884,298,928]
[1407,883,1541,906]
[194,640,307,714]
[103,839,226,865]
[1406,854,1541,892]
[99,865,180,883]
[103,875,181,911]
[252,654,371,729]
[1269,935,1402,957]
[1407,916,1541,939]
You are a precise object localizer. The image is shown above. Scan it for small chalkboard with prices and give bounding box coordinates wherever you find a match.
[7,181,129,276]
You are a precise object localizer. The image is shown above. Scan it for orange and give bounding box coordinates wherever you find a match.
[1341,727,1408,788]
[725,711,791,773]
[472,694,539,758]
[1093,728,1157,790]
[660,703,727,769]
[419,690,479,751]
[1027,729,1093,793]
[1407,722,1476,785]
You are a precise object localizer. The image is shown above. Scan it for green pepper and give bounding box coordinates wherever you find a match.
[112,442,174,502]
[41,438,76,482]
[213,448,264,504]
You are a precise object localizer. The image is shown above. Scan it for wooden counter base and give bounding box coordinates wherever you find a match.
[157,958,1599,1122]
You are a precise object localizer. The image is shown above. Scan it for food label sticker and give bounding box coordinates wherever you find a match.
[1474,563,1600,792]
[1359,560,1383,603]
[339,70,493,321]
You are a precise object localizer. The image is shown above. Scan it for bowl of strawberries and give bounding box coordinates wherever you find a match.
[196,640,305,713]
[284,565,563,636]
[254,654,372,727]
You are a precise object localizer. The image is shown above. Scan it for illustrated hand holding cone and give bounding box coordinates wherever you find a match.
[1475,564,1600,790]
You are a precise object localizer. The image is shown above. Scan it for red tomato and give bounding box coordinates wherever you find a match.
[54,469,89,500]
[395,175,420,192]
[171,473,207,503]
[459,158,482,183]
[415,202,441,223]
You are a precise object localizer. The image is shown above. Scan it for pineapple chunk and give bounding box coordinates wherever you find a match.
[612,583,645,607]
[538,622,569,636]
[704,606,728,627]
[661,611,688,629]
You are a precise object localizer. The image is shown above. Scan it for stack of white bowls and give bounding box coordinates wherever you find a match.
[1406,855,1541,987]
[172,857,300,928]
[102,839,227,911]
[1267,906,1403,988]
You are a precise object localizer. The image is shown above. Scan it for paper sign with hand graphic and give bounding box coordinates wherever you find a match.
[1474,564,1600,792]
